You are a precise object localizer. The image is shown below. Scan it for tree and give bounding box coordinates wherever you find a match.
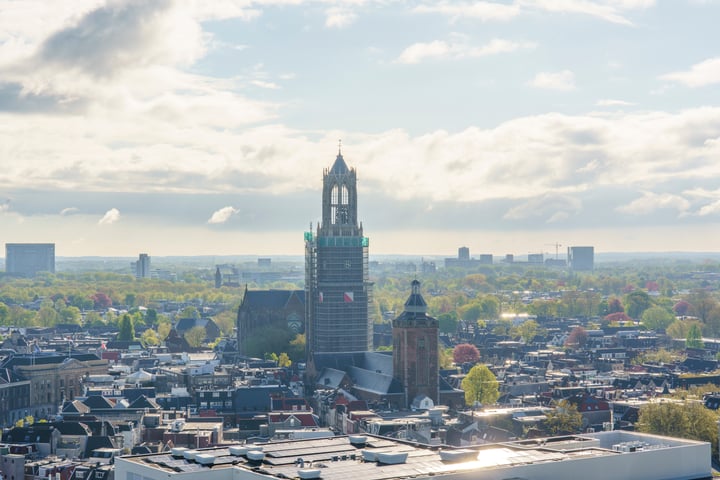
[624,290,651,319]
[141,328,160,346]
[514,319,540,344]
[145,308,158,326]
[0,302,9,325]
[564,326,588,348]
[545,399,583,435]
[461,364,499,406]
[438,346,454,369]
[686,323,704,349]
[184,326,206,347]
[437,312,459,334]
[640,306,675,331]
[60,306,81,324]
[37,306,59,326]
[673,300,691,316]
[453,343,480,364]
[287,334,306,362]
[157,320,171,340]
[277,352,292,368]
[92,292,112,309]
[638,402,719,451]
[607,297,624,313]
[117,314,135,341]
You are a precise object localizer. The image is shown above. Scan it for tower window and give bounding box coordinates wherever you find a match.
[341,185,349,205]
[331,185,339,204]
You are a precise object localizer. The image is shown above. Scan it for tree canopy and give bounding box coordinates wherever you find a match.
[461,364,499,406]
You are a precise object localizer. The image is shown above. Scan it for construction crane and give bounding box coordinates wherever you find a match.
[545,242,562,260]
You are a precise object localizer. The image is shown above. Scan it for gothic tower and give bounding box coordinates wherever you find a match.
[305,148,372,358]
[393,280,439,408]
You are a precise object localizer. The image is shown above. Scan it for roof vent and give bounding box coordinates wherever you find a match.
[246,450,265,464]
[349,435,367,447]
[375,452,408,465]
[195,454,215,466]
[228,446,247,457]
[298,469,322,479]
[183,450,198,461]
[361,450,376,462]
[171,448,188,458]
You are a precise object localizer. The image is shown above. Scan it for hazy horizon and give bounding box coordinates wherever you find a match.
[1,1,719,257]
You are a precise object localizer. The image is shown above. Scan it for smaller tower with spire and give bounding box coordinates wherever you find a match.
[392,280,439,408]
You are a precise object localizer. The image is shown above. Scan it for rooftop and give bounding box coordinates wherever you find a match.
[116,431,710,480]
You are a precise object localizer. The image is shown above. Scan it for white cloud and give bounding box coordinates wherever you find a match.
[660,57,720,87]
[325,8,357,28]
[616,192,690,215]
[397,38,535,64]
[528,70,576,90]
[697,200,720,216]
[208,206,239,224]
[252,80,281,89]
[503,194,582,222]
[0,200,10,213]
[413,2,521,21]
[520,0,647,26]
[397,40,452,64]
[98,208,120,225]
[596,99,636,107]
[60,207,80,216]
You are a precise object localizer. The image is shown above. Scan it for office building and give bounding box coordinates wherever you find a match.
[568,246,594,271]
[134,253,151,278]
[5,243,55,277]
[305,149,372,357]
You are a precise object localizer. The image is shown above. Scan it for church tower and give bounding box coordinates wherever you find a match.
[305,147,372,357]
[393,280,439,408]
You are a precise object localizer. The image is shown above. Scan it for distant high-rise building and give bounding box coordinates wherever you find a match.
[305,149,372,357]
[135,253,151,278]
[445,246,480,268]
[479,254,493,265]
[568,246,594,271]
[393,280,439,408]
[458,246,470,261]
[5,243,55,277]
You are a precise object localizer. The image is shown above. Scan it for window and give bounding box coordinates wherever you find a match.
[341,185,349,205]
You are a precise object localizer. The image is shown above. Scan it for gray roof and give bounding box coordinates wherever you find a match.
[241,290,304,309]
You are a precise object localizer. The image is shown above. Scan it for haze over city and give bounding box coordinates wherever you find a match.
[1,0,720,257]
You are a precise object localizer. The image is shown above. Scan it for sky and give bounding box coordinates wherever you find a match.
[1,0,720,258]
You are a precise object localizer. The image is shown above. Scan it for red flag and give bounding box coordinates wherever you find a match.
[344,291,354,303]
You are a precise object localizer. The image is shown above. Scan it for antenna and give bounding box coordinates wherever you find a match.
[545,242,562,260]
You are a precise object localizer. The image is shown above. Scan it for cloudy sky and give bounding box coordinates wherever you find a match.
[1,0,720,258]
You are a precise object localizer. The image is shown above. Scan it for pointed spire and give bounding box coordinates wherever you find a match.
[330,141,349,174]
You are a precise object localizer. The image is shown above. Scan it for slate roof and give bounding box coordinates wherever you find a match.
[0,352,101,368]
[61,400,91,414]
[127,395,160,410]
[2,426,56,444]
[240,290,304,309]
[313,351,393,375]
[53,421,92,436]
[317,368,347,389]
[85,436,116,457]
[347,366,402,395]
[83,395,115,410]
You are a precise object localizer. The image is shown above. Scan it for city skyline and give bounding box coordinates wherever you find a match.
[1,1,720,257]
